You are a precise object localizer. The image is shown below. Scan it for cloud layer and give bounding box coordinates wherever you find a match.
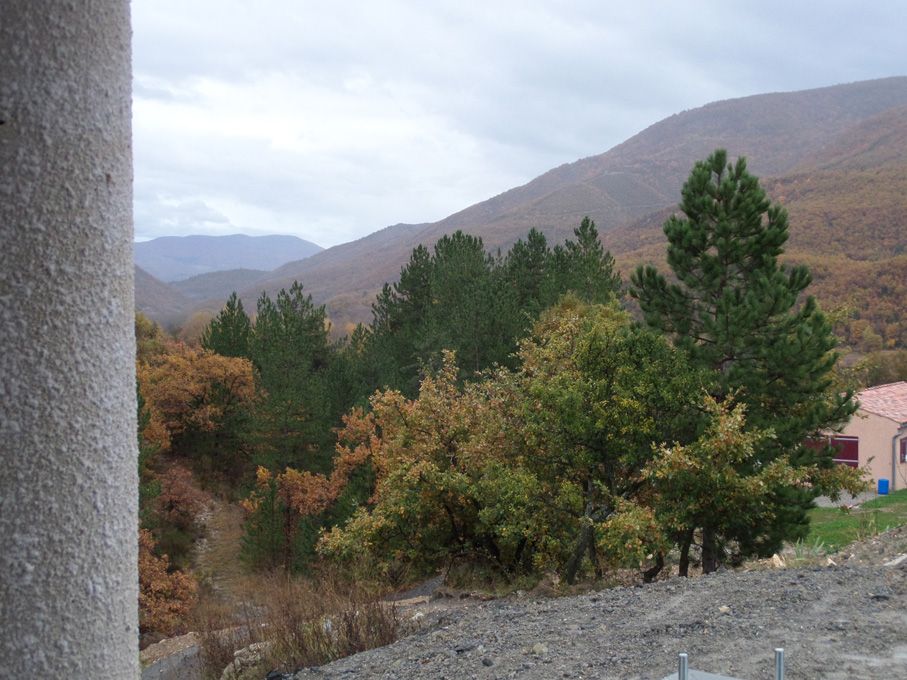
[133,1,907,247]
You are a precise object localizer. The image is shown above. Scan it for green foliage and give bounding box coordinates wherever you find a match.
[548,216,622,304]
[319,300,702,582]
[201,292,252,358]
[249,282,334,472]
[241,475,286,571]
[318,353,551,577]
[644,398,805,566]
[514,298,702,581]
[365,220,620,396]
[426,232,504,374]
[137,384,161,531]
[631,149,859,570]
[845,349,907,388]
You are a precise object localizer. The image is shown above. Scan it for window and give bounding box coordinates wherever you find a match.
[900,438,906,464]
[830,436,859,468]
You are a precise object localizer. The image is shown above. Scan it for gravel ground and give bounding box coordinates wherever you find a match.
[813,491,879,508]
[292,529,907,680]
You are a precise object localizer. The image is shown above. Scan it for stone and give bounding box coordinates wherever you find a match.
[221,642,272,680]
[454,640,479,653]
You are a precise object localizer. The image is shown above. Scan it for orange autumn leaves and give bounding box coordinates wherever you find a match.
[138,529,198,636]
[242,407,377,518]
[137,342,256,452]
[136,331,254,639]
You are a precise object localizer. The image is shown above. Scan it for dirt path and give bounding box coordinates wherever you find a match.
[194,498,249,605]
[141,499,248,680]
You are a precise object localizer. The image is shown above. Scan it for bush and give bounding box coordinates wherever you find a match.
[155,464,211,532]
[138,529,198,642]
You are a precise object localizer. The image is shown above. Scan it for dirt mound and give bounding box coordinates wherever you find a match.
[292,529,907,679]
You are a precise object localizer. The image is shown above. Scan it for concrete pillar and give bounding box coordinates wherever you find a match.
[0,2,138,676]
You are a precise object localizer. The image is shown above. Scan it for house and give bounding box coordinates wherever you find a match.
[827,381,907,490]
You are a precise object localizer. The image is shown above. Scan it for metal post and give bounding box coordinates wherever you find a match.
[774,648,785,680]
[678,652,689,680]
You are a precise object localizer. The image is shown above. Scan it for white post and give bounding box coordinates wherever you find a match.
[775,647,785,680]
[678,652,689,680]
[0,1,137,676]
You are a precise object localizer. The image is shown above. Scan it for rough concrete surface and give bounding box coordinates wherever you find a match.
[0,1,137,676]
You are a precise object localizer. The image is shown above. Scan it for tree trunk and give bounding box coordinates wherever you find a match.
[587,532,603,578]
[643,552,665,583]
[563,518,595,585]
[512,535,528,572]
[678,528,694,577]
[701,527,719,574]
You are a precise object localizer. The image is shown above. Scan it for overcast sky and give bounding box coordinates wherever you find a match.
[132,1,907,248]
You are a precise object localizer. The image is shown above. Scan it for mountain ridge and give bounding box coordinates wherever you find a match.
[230,77,907,332]
[135,233,323,282]
[136,77,907,347]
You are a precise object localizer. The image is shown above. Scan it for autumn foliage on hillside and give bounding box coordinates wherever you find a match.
[138,529,198,638]
[137,341,256,454]
[133,148,884,655]
[135,320,254,642]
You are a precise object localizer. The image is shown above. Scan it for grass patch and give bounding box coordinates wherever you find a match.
[807,489,907,551]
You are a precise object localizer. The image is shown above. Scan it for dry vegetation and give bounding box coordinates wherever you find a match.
[194,575,398,679]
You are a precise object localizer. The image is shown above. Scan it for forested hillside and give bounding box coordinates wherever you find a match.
[136,154,872,668]
[134,266,195,330]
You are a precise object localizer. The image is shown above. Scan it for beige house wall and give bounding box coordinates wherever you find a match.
[839,409,907,491]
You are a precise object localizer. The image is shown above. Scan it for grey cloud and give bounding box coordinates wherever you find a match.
[131,0,907,247]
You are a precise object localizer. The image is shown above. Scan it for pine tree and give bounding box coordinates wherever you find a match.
[548,217,621,304]
[250,282,333,472]
[427,231,500,374]
[630,149,857,571]
[368,245,434,394]
[201,292,252,358]
[503,228,550,315]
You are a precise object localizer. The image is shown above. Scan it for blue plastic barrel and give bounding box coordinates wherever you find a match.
[878,478,890,495]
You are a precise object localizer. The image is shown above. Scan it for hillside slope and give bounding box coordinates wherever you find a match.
[223,77,907,332]
[134,265,194,330]
[171,268,269,302]
[606,105,907,347]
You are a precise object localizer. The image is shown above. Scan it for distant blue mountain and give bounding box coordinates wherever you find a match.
[134,234,323,282]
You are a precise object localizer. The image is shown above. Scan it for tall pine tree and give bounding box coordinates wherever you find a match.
[201,292,252,358]
[250,282,333,472]
[630,149,857,571]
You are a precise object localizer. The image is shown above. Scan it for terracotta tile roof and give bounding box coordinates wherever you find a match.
[857,381,907,423]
